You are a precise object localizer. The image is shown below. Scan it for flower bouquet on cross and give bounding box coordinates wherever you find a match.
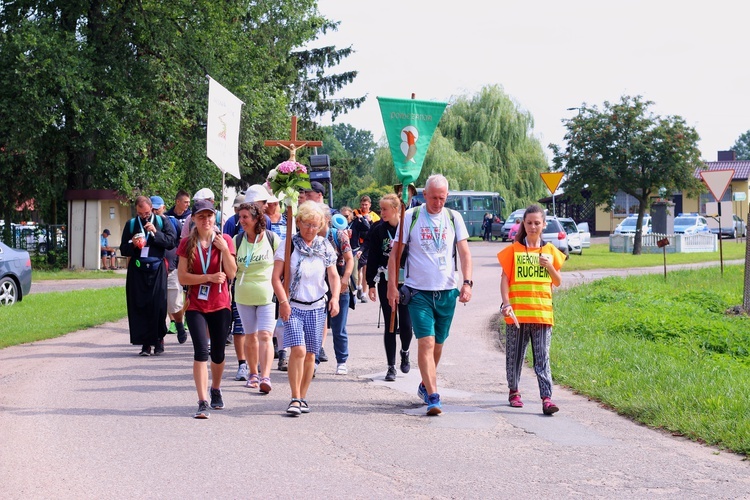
[265,160,311,210]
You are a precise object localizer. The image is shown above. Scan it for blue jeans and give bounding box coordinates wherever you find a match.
[328,292,351,363]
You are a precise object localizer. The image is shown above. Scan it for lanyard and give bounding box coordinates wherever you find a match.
[198,237,213,274]
[137,214,154,243]
[423,208,444,252]
[242,233,261,269]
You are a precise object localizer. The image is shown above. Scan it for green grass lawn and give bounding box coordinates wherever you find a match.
[551,264,750,455]
[562,241,746,271]
[0,287,126,348]
[33,269,124,281]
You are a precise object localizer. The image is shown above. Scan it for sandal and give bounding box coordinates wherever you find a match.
[286,398,302,416]
[299,399,310,414]
[259,377,272,394]
[245,373,260,389]
[509,391,524,408]
[542,397,559,415]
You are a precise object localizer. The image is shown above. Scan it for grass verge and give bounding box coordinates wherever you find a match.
[551,264,750,455]
[33,269,124,281]
[562,241,746,271]
[0,287,126,348]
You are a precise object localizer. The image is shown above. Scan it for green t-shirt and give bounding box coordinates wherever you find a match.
[234,232,277,306]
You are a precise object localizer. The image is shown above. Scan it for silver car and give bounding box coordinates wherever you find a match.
[0,241,32,305]
[558,217,584,255]
[542,217,581,258]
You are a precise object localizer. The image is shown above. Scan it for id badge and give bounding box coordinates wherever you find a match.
[197,284,210,301]
[438,255,447,270]
[140,246,150,258]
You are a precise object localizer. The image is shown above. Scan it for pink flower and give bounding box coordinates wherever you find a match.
[295,163,307,174]
[277,161,297,174]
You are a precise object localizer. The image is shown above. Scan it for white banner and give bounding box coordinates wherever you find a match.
[207,76,243,179]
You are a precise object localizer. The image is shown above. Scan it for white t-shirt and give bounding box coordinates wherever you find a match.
[274,236,336,310]
[395,207,469,291]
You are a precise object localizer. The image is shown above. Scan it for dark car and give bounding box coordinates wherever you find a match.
[0,241,32,305]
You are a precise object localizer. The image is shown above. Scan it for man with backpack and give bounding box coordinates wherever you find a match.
[120,195,177,356]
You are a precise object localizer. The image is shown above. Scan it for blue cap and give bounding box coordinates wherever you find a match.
[150,196,165,209]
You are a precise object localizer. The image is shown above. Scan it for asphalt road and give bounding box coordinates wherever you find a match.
[2,242,748,498]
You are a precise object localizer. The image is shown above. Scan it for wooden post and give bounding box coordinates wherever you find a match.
[263,116,322,294]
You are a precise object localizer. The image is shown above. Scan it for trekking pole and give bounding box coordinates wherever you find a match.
[390,201,406,332]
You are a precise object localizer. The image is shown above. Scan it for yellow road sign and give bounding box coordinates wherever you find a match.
[540,172,564,195]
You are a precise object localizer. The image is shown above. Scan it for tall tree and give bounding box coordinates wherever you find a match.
[550,95,704,255]
[0,0,361,224]
[731,130,750,160]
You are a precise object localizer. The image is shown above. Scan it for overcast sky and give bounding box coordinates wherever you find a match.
[312,0,748,163]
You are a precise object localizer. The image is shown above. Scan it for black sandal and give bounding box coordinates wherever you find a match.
[286,398,302,417]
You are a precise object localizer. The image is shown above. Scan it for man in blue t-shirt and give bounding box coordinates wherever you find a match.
[100,229,117,270]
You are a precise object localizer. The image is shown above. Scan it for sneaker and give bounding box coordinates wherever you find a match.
[210,388,224,410]
[153,339,165,355]
[177,327,188,344]
[278,350,288,371]
[235,363,249,381]
[426,393,442,416]
[399,350,410,374]
[194,400,210,419]
[167,321,177,334]
[542,397,559,415]
[318,347,328,362]
[336,363,348,375]
[417,382,429,404]
[385,365,397,381]
[139,345,151,356]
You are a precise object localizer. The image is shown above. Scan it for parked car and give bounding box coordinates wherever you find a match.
[576,221,591,248]
[498,209,528,241]
[0,241,32,305]
[557,217,583,255]
[614,215,652,235]
[673,214,710,235]
[541,217,577,258]
[709,214,746,239]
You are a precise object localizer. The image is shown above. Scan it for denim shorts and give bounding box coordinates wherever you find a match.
[407,288,460,344]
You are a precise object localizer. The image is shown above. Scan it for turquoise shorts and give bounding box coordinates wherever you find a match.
[407,288,460,344]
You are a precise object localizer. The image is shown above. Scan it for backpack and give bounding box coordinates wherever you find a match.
[233,230,278,256]
[401,206,458,277]
[129,215,164,234]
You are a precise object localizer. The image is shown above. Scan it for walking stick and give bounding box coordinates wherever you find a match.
[389,201,406,332]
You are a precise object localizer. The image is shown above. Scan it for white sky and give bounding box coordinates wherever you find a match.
[312,0,749,163]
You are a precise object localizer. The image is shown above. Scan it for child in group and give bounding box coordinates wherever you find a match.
[496,205,565,415]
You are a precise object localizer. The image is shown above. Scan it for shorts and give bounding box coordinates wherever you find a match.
[283,307,326,354]
[166,269,184,314]
[236,303,276,334]
[407,288,460,344]
[101,249,115,257]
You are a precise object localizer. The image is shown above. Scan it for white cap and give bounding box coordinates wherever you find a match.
[244,184,270,203]
[193,188,215,201]
[267,193,279,203]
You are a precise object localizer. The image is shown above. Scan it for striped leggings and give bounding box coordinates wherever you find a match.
[505,323,553,399]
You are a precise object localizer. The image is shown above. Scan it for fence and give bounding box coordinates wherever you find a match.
[0,224,68,268]
[609,233,717,254]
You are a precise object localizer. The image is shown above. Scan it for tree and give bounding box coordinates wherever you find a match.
[731,130,750,160]
[550,95,704,255]
[0,0,362,225]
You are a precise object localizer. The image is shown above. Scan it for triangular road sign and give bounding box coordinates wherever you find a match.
[699,169,734,201]
[540,172,564,195]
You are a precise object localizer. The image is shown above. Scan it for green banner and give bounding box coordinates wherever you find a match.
[377,97,447,201]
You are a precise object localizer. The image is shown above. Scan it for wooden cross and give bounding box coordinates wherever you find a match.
[263,115,323,295]
[264,116,322,162]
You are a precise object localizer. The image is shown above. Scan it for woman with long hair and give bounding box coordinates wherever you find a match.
[234,203,279,394]
[366,193,413,381]
[497,204,564,415]
[177,199,238,419]
[271,201,341,416]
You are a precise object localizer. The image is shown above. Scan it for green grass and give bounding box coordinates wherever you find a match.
[0,287,126,348]
[561,241,746,271]
[33,269,123,281]
[551,265,750,455]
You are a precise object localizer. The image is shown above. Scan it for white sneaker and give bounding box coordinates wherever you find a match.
[336,363,348,375]
[235,363,249,381]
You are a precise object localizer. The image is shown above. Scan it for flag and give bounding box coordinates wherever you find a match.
[377,97,447,202]
[207,76,244,180]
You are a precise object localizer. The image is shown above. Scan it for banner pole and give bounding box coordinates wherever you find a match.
[390,201,406,332]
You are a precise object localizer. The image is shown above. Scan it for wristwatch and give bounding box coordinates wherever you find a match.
[463,280,473,288]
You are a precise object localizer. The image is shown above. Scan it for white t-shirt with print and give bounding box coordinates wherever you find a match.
[395,207,469,291]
